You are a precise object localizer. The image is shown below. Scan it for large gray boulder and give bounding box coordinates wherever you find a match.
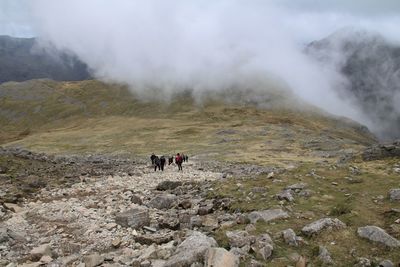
[164,231,217,267]
[302,218,346,236]
[282,228,298,247]
[83,253,104,267]
[247,209,289,224]
[148,194,177,210]
[115,208,150,229]
[30,244,52,261]
[205,248,239,267]
[388,189,400,201]
[357,226,400,247]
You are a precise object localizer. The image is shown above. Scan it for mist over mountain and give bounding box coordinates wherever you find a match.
[307,28,400,140]
[0,35,90,83]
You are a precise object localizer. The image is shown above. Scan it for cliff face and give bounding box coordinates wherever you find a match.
[307,29,400,140]
[0,35,91,83]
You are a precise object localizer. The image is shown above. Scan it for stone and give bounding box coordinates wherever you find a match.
[282,228,298,246]
[318,246,333,265]
[39,255,53,264]
[379,260,394,267]
[198,205,213,215]
[276,189,295,202]
[106,223,117,231]
[3,203,22,213]
[190,216,203,229]
[285,183,307,191]
[115,208,150,229]
[164,231,217,267]
[205,248,239,267]
[83,254,104,267]
[131,194,143,205]
[357,226,400,247]
[225,230,255,248]
[301,218,346,236]
[159,216,180,230]
[355,257,371,267]
[389,189,400,201]
[248,209,289,224]
[267,172,274,179]
[138,244,157,260]
[135,232,174,245]
[112,238,122,248]
[30,244,52,261]
[296,256,307,267]
[148,194,177,210]
[251,234,273,261]
[179,199,192,209]
[202,216,219,230]
[156,181,182,191]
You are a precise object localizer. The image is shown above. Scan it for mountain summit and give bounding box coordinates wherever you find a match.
[0,35,91,83]
[307,28,400,140]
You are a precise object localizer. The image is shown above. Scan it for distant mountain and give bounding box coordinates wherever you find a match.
[306,28,400,140]
[0,35,91,83]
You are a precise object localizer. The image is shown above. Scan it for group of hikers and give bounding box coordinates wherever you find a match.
[150,153,189,171]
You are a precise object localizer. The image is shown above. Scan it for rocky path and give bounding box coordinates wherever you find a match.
[0,158,226,266]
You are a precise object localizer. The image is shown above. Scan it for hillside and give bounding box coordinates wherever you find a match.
[0,79,376,166]
[2,80,400,266]
[0,36,90,83]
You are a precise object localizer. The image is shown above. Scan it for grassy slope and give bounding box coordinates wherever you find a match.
[0,79,375,166]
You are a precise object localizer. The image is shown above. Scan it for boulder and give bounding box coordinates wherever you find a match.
[164,231,217,267]
[282,228,298,247]
[357,226,400,247]
[30,244,52,261]
[276,190,295,202]
[318,246,333,265]
[248,209,289,224]
[226,230,255,248]
[388,189,400,201]
[83,253,104,267]
[301,218,346,236]
[205,248,239,267]
[285,183,307,191]
[251,234,273,261]
[148,194,177,210]
[115,208,150,229]
[156,181,182,191]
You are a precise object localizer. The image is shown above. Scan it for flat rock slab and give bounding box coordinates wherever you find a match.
[248,209,289,224]
[115,208,150,229]
[357,226,400,247]
[164,231,217,267]
[302,218,346,236]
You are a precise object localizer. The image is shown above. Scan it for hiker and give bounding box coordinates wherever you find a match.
[154,156,161,171]
[184,155,189,162]
[150,153,156,165]
[160,156,166,171]
[182,154,186,162]
[168,156,174,165]
[175,153,183,171]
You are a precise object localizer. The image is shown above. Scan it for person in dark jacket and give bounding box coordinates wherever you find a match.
[160,156,166,171]
[168,156,174,165]
[154,156,161,171]
[150,153,156,165]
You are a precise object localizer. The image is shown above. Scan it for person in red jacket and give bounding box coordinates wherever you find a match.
[175,153,183,171]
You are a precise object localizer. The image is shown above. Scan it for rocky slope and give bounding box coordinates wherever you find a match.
[0,36,90,84]
[0,145,399,266]
[306,28,400,140]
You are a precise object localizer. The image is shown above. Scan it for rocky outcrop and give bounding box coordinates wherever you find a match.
[357,226,400,247]
[388,189,400,201]
[362,141,400,161]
